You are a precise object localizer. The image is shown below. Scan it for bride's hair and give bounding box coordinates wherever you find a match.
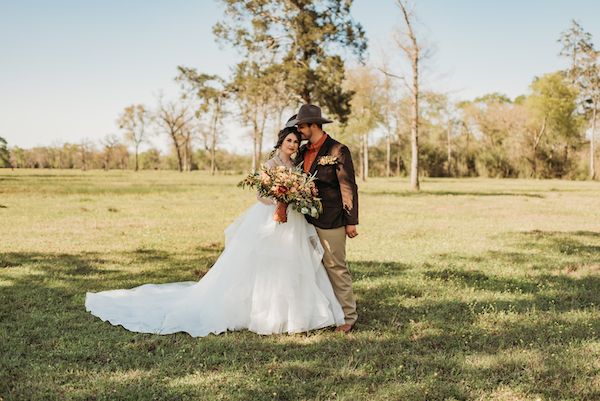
[268,126,301,158]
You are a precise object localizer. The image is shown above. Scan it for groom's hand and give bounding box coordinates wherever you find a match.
[345,225,358,238]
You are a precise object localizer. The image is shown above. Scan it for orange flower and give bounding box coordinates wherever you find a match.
[274,185,288,196]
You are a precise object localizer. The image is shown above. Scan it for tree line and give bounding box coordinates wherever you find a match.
[1,1,598,185]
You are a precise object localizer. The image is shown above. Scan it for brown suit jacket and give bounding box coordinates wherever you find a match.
[295,135,359,229]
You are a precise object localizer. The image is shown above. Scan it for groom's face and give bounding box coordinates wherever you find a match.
[297,123,312,141]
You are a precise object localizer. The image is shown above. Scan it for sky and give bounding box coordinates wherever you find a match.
[1,0,599,154]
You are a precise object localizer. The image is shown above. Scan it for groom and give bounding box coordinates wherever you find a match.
[291,104,359,334]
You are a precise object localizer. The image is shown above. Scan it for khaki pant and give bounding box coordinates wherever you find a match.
[315,226,358,325]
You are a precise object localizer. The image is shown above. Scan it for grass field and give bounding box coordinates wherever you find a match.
[2,169,600,400]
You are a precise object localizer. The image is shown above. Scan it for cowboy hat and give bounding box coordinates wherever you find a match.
[284,114,298,128]
[294,104,333,125]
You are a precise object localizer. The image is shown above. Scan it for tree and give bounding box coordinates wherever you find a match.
[118,104,152,171]
[156,97,195,172]
[559,20,600,179]
[581,47,600,180]
[0,137,11,168]
[420,92,460,177]
[101,134,120,171]
[378,57,403,177]
[213,0,367,123]
[79,139,94,171]
[343,66,383,181]
[458,94,521,178]
[229,62,291,172]
[392,0,423,190]
[559,20,593,85]
[176,67,228,175]
[382,0,426,191]
[525,72,582,178]
[139,148,162,170]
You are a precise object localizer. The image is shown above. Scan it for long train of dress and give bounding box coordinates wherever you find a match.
[85,202,345,337]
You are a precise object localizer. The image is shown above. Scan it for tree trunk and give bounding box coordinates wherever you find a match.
[591,105,597,180]
[396,145,401,176]
[563,144,569,177]
[398,0,420,191]
[251,143,257,173]
[446,123,452,176]
[531,117,547,177]
[210,102,221,176]
[187,137,193,171]
[364,133,369,180]
[134,144,139,171]
[409,58,420,191]
[171,134,183,172]
[359,134,365,181]
[257,107,267,167]
[251,113,258,173]
[386,130,391,177]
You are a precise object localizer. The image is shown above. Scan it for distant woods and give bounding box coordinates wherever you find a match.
[2,2,599,182]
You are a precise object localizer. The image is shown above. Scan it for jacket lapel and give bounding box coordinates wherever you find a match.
[309,135,333,175]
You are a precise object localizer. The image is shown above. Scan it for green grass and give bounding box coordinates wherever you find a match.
[2,169,600,400]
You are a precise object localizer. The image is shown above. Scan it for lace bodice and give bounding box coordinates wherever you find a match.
[263,154,294,169]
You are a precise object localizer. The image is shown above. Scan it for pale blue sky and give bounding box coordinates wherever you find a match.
[1,0,599,153]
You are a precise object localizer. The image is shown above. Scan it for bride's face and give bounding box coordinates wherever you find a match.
[280,133,299,157]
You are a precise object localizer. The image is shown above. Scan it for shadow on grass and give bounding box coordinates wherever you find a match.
[2,230,600,399]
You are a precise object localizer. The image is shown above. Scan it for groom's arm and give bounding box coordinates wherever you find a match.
[335,145,359,226]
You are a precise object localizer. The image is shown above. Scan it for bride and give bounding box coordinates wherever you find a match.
[85,119,345,336]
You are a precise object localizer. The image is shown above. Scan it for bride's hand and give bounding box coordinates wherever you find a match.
[273,201,288,223]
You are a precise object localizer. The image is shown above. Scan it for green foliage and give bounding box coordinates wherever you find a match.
[418,141,449,177]
[213,0,367,123]
[0,136,10,167]
[194,149,254,174]
[472,92,512,104]
[526,72,584,177]
[176,67,228,114]
[342,66,384,142]
[527,72,580,139]
[138,149,162,170]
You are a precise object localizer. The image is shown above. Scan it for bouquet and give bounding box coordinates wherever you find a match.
[238,165,323,223]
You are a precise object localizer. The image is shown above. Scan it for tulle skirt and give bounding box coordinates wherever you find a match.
[85,202,345,337]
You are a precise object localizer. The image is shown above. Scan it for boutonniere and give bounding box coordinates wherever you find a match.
[317,155,338,166]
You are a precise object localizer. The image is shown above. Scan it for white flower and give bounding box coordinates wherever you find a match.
[317,155,338,165]
[301,207,309,215]
[310,207,318,217]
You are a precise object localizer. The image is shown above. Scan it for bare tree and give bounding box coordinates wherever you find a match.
[79,138,95,171]
[344,66,383,181]
[230,62,280,172]
[396,0,422,190]
[559,20,600,179]
[118,104,152,171]
[101,134,119,171]
[376,50,400,177]
[156,97,195,172]
[379,1,427,189]
[176,67,228,175]
[580,45,600,180]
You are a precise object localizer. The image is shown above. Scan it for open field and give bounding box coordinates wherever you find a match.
[2,169,600,400]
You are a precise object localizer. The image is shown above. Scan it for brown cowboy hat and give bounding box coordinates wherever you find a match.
[293,104,333,125]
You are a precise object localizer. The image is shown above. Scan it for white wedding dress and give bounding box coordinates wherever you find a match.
[85,162,345,337]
